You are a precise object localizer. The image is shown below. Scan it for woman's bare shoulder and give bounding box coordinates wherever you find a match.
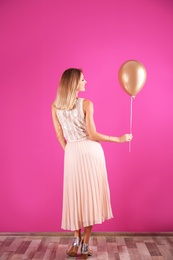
[83,99,94,113]
[51,102,57,112]
[83,99,93,106]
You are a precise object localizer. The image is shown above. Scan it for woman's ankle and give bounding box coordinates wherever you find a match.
[74,230,81,239]
[83,239,89,244]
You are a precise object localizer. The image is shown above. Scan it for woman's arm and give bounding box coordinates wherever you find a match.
[51,104,67,150]
[84,99,132,143]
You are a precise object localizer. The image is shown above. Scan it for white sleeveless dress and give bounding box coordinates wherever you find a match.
[56,98,113,231]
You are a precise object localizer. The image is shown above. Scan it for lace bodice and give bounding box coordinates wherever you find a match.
[56,98,89,141]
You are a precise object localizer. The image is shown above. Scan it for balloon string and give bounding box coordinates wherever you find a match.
[129,96,134,152]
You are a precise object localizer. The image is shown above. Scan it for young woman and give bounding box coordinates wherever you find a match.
[52,68,133,257]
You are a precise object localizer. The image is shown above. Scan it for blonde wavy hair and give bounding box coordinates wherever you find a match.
[54,68,82,110]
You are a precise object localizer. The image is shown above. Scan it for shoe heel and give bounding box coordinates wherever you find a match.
[81,242,89,255]
[66,237,81,257]
[81,240,93,256]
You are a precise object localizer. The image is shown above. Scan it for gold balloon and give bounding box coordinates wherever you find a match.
[118,60,147,96]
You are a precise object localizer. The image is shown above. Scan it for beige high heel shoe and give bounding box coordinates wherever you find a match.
[66,237,81,257]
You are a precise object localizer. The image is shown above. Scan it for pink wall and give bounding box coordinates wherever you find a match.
[1,0,173,232]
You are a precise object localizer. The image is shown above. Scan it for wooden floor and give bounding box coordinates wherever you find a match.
[0,233,173,260]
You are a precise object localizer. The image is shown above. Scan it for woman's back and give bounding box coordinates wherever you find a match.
[56,98,89,142]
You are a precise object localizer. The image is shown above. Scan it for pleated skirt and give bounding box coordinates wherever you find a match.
[61,139,113,231]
